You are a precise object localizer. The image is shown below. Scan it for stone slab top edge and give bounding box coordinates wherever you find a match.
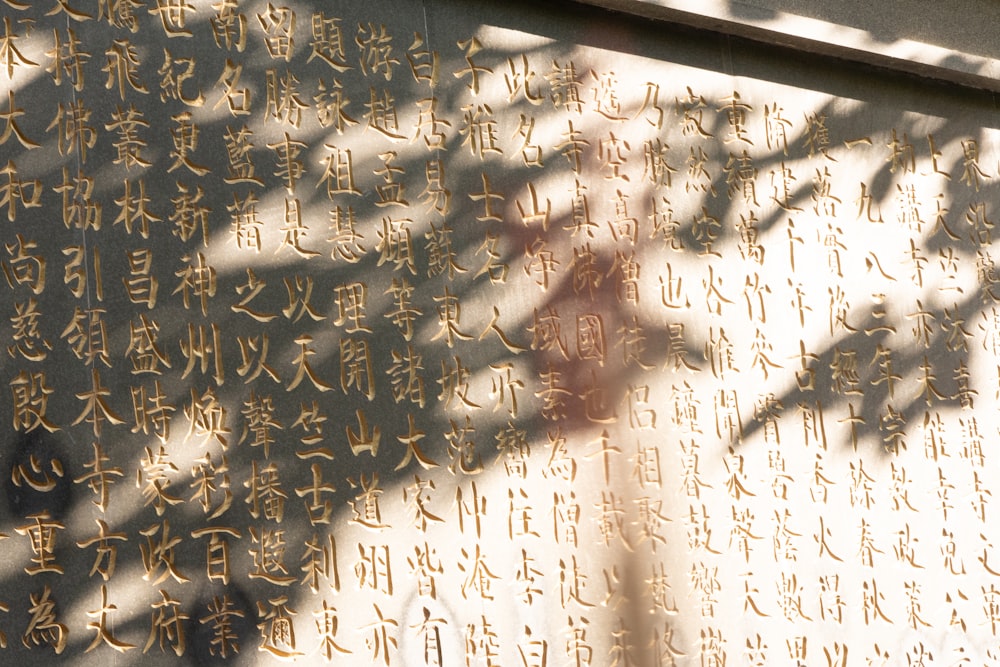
[575,0,1000,94]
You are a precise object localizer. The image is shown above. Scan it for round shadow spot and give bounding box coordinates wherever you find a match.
[4,429,73,519]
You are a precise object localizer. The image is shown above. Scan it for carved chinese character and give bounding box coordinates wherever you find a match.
[201,595,245,657]
[85,585,135,653]
[257,596,301,659]
[257,3,295,59]
[210,0,246,51]
[23,586,67,653]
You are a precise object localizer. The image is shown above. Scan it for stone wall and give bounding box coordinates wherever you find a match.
[0,0,998,664]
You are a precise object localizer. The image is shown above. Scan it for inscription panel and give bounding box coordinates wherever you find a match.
[0,0,997,665]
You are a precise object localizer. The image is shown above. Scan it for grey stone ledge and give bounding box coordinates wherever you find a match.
[575,0,1000,93]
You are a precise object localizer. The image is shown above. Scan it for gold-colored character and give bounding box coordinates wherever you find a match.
[528,306,568,358]
[145,590,188,656]
[130,380,174,442]
[0,91,37,148]
[292,400,328,452]
[328,204,366,262]
[136,445,182,516]
[718,90,754,144]
[403,476,443,530]
[115,183,161,237]
[355,543,393,595]
[295,465,335,526]
[48,101,97,162]
[191,526,240,584]
[407,543,443,601]
[150,0,195,38]
[236,334,281,384]
[387,347,426,409]
[424,221,466,278]
[364,88,405,141]
[200,595,244,658]
[257,4,295,60]
[104,39,147,100]
[535,364,570,421]
[0,234,47,294]
[191,526,241,584]
[278,198,319,258]
[314,601,351,659]
[309,13,349,71]
[189,453,232,519]
[61,307,110,367]
[287,334,332,392]
[459,103,502,158]
[16,512,65,575]
[458,545,499,600]
[474,233,508,285]
[75,442,123,513]
[517,182,551,230]
[635,81,665,128]
[168,112,209,176]
[140,521,189,584]
[46,27,87,90]
[590,68,626,121]
[210,0,245,51]
[173,253,216,315]
[507,487,537,539]
[547,60,584,113]
[248,527,295,585]
[431,286,471,348]
[231,269,276,322]
[265,69,307,126]
[179,322,224,384]
[362,604,398,666]
[407,32,438,86]
[340,337,375,399]
[348,473,389,530]
[240,391,282,457]
[357,23,398,80]
[455,481,484,538]
[159,48,203,106]
[76,519,127,580]
[803,111,834,159]
[318,144,361,197]
[376,216,417,275]
[11,454,63,492]
[346,408,381,457]
[228,191,262,251]
[268,132,307,194]
[504,53,541,104]
[685,146,716,195]
[395,413,434,471]
[215,60,251,115]
[222,125,262,184]
[314,77,357,134]
[454,37,491,94]
[374,150,408,207]
[245,460,287,522]
[171,183,212,243]
[23,586,67,653]
[73,368,124,436]
[1,16,39,78]
[184,385,230,447]
[0,161,42,222]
